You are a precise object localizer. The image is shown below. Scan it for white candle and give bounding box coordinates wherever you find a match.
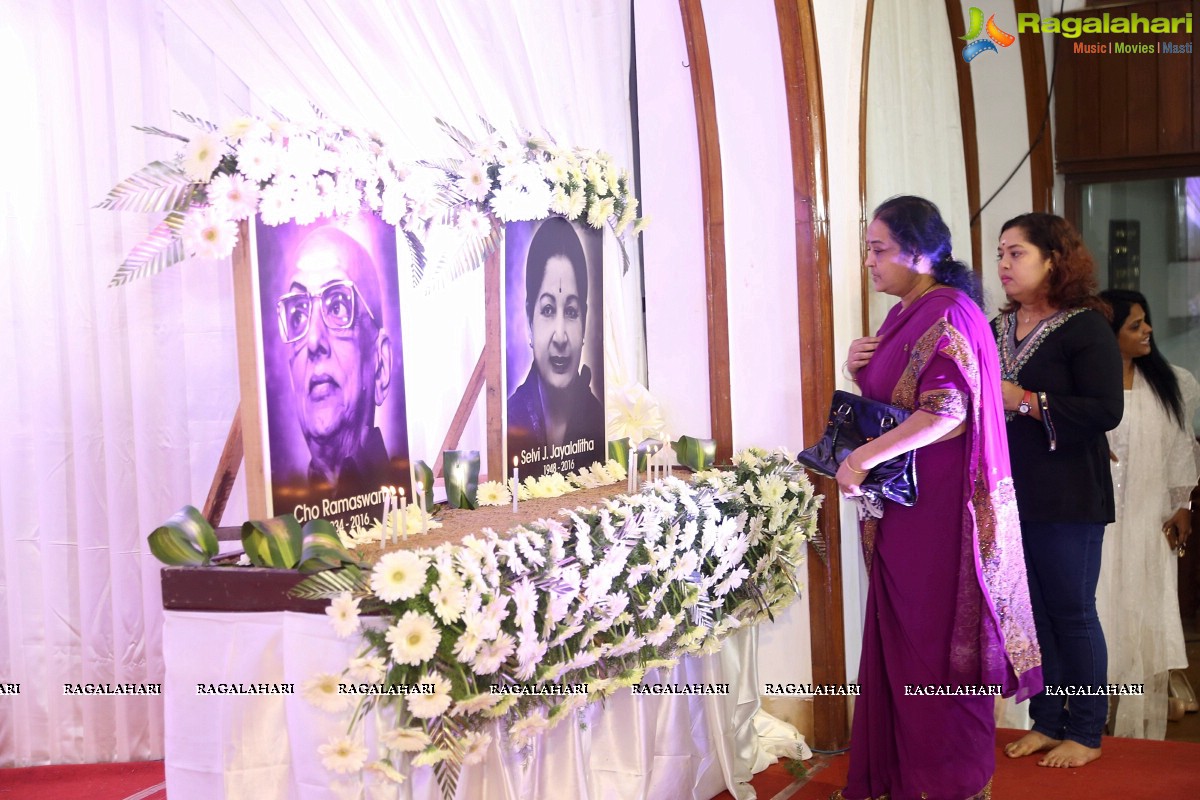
[512,456,519,513]
[455,463,466,506]
[399,488,407,539]
[628,447,635,494]
[380,485,392,544]
[417,481,427,533]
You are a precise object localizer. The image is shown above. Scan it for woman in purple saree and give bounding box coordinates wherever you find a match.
[833,197,1043,800]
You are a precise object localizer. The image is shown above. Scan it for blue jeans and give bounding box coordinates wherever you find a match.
[1021,521,1107,748]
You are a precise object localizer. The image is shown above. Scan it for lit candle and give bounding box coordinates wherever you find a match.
[512,456,519,513]
[398,487,407,539]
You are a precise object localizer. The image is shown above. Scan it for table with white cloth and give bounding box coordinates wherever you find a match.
[162,606,801,800]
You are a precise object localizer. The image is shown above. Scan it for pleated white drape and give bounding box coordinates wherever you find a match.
[0,0,641,766]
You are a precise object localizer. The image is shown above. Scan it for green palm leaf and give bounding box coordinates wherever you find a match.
[107,211,188,287]
[288,565,368,600]
[131,125,189,142]
[147,505,218,566]
[172,110,219,132]
[94,161,199,214]
[435,117,475,152]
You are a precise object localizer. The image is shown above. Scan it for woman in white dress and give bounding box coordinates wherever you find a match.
[1096,289,1199,739]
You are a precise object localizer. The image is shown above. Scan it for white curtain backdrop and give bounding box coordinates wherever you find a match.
[0,0,641,766]
[864,0,970,333]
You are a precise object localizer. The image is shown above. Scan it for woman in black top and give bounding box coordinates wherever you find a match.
[993,213,1123,769]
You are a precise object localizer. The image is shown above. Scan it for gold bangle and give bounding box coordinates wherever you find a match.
[845,461,869,476]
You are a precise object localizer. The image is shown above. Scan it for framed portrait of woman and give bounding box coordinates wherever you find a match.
[504,216,605,479]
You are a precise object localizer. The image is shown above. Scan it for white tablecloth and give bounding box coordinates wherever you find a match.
[163,610,802,800]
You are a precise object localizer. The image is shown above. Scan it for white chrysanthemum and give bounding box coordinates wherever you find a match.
[278,134,322,179]
[460,730,493,765]
[429,579,467,624]
[347,654,386,683]
[756,473,788,507]
[615,197,639,236]
[385,610,440,666]
[407,671,453,719]
[379,726,430,753]
[543,157,571,184]
[490,182,546,222]
[221,116,259,142]
[325,592,361,638]
[452,623,482,664]
[645,614,677,647]
[606,382,666,445]
[318,734,368,774]
[509,709,550,748]
[182,132,225,181]
[289,177,323,226]
[457,206,491,239]
[370,550,430,602]
[475,480,511,507]
[715,566,750,597]
[455,158,491,202]
[584,159,605,193]
[515,632,548,681]
[302,672,353,713]
[449,691,502,716]
[480,595,510,636]
[181,208,238,260]
[471,631,516,674]
[235,137,280,183]
[587,195,616,229]
[509,578,539,626]
[564,188,585,220]
[379,180,409,226]
[207,172,260,221]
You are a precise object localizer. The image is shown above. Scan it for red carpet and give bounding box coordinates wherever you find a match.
[0,760,164,800]
[714,729,1200,799]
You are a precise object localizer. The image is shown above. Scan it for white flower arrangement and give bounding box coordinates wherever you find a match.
[98,111,645,287]
[296,448,820,799]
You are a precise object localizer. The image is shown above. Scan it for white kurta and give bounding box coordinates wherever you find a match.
[1097,366,1200,739]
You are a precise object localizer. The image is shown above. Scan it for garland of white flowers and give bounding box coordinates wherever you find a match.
[98,110,644,287]
[294,448,820,798]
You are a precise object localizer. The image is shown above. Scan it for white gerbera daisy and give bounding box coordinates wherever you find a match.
[379,726,430,753]
[385,610,440,666]
[318,734,368,774]
[457,206,491,240]
[455,158,491,202]
[325,592,361,638]
[207,172,260,221]
[370,550,430,603]
[234,137,279,183]
[471,631,516,675]
[365,759,406,785]
[302,672,353,713]
[347,654,386,683]
[182,132,225,181]
[460,730,493,765]
[412,747,452,767]
[181,208,237,260]
[429,579,467,625]
[407,671,453,719]
[475,480,511,507]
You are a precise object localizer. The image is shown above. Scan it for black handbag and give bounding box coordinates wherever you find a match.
[797,390,918,506]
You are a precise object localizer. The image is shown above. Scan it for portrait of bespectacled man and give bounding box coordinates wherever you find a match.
[255,212,410,530]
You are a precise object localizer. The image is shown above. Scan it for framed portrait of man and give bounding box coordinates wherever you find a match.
[504,216,605,478]
[248,211,410,534]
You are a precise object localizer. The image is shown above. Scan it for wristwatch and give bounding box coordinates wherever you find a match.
[1018,390,1034,416]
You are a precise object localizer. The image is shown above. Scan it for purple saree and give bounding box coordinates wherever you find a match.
[842,288,1043,800]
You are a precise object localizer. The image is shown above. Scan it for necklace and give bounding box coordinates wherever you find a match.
[900,281,939,312]
[1019,307,1055,326]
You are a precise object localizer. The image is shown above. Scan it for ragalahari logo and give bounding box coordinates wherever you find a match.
[961,7,1016,62]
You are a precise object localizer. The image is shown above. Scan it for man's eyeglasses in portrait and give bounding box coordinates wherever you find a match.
[276,281,378,344]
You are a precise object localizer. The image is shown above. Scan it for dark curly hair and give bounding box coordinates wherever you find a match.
[999,213,1109,319]
[872,195,983,308]
[525,216,588,327]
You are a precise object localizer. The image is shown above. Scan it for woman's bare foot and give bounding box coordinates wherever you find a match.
[1038,740,1101,768]
[1004,730,1060,758]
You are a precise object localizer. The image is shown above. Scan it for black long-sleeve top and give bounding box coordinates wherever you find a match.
[992,308,1124,524]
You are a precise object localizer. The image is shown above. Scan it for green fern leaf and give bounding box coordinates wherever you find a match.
[95,161,199,213]
[288,565,368,600]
